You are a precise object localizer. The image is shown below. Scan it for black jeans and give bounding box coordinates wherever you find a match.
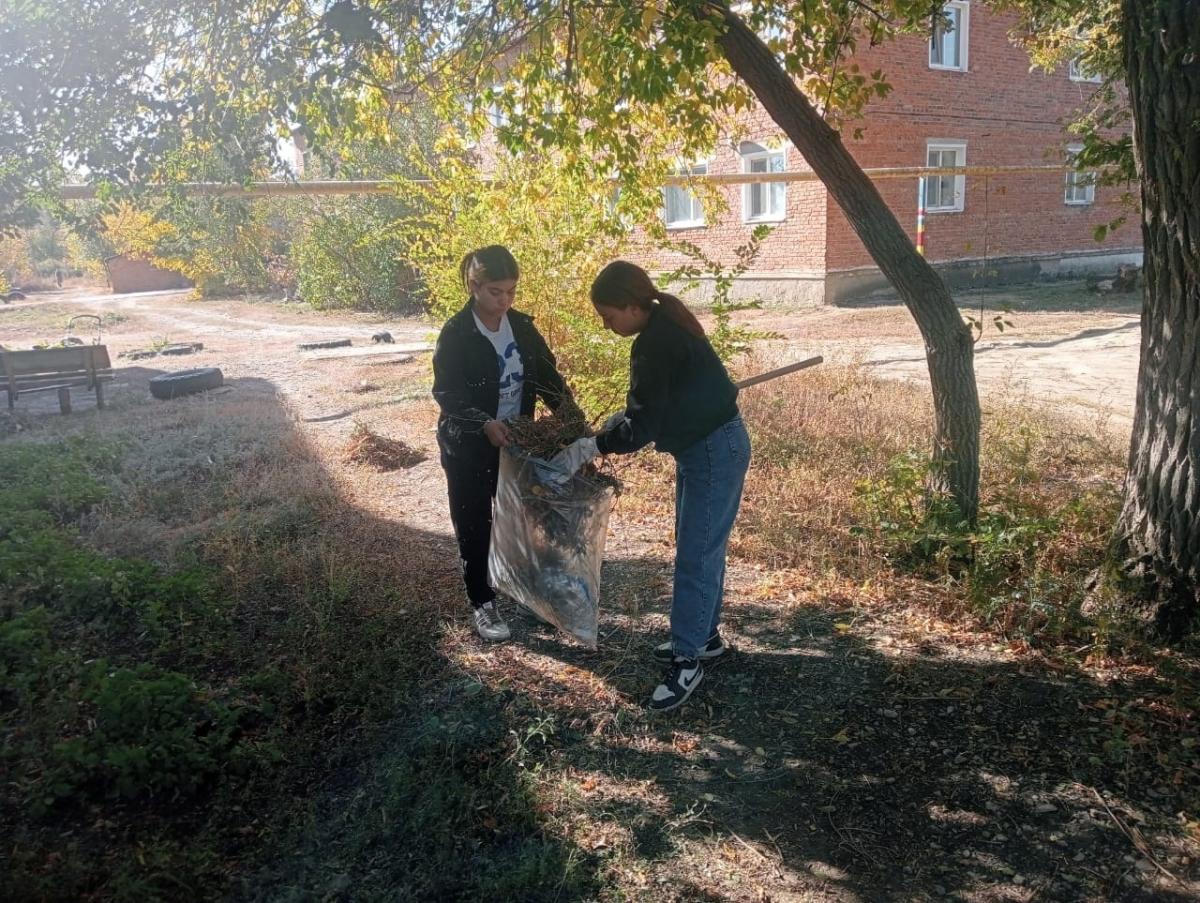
[441,449,500,608]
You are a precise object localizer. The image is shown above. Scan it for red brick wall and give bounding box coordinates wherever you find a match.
[822,4,1139,270]
[640,106,828,275]
[104,255,192,294]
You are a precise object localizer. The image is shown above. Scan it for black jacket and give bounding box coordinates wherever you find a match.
[433,299,573,460]
[596,306,739,456]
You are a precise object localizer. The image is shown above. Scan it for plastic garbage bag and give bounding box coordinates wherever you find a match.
[488,446,616,647]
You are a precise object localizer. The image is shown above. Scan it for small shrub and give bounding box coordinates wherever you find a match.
[853,431,1121,639]
[0,607,60,707]
[291,198,419,313]
[46,663,243,803]
[660,222,779,362]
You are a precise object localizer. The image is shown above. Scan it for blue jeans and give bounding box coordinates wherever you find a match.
[670,415,751,659]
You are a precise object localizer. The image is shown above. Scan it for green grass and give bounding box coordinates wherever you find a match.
[0,422,447,900]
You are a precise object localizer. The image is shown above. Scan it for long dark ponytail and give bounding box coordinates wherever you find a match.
[590,260,705,339]
[460,245,520,296]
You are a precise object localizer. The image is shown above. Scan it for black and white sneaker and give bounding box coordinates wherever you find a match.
[653,631,726,663]
[647,657,704,713]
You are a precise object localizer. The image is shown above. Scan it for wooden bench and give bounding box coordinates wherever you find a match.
[2,345,114,414]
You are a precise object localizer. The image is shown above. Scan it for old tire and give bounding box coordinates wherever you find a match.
[149,367,224,400]
[160,342,204,356]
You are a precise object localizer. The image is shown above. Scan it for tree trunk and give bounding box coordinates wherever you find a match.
[1112,0,1200,635]
[702,4,981,522]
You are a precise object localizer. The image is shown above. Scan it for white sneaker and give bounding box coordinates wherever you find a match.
[473,602,511,642]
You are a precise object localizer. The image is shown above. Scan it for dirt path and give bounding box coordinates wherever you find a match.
[739,297,1139,432]
[4,283,1140,432]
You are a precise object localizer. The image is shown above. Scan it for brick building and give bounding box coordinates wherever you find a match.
[648,3,1141,304]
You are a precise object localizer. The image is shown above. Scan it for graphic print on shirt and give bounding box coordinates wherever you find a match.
[472,311,525,422]
[495,339,524,421]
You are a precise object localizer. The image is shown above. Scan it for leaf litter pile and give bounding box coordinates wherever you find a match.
[508,406,622,494]
[344,422,427,471]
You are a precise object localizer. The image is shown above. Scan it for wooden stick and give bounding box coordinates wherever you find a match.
[734,355,823,390]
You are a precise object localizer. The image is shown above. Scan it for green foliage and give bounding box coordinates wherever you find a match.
[660,222,780,362]
[100,196,274,297]
[0,396,450,899]
[0,437,119,520]
[0,1,178,231]
[0,436,245,818]
[158,197,273,296]
[997,0,1134,192]
[46,663,244,804]
[854,437,1121,639]
[391,151,631,414]
[291,198,418,313]
[259,694,595,901]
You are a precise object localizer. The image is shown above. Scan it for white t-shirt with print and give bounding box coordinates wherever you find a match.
[473,311,525,421]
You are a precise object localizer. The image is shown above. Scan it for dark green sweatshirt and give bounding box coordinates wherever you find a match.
[596,305,739,456]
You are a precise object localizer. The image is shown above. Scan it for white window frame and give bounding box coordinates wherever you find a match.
[1068,26,1103,83]
[740,143,788,224]
[663,161,708,230]
[1068,58,1103,84]
[929,2,970,72]
[1064,145,1096,206]
[924,140,967,213]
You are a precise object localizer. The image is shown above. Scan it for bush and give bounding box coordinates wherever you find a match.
[101,199,272,296]
[46,663,244,803]
[390,152,632,413]
[291,198,419,313]
[660,223,778,362]
[853,413,1123,639]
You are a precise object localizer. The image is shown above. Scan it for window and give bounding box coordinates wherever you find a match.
[486,100,508,129]
[929,2,969,71]
[741,143,787,223]
[1067,26,1102,83]
[1068,57,1102,84]
[1064,146,1096,205]
[663,162,707,228]
[925,141,966,213]
[485,83,518,128]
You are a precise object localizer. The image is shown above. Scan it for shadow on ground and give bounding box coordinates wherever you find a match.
[4,350,1195,903]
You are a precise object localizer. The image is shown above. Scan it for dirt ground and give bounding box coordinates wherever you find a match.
[2,280,1141,431]
[3,284,1194,903]
[734,281,1140,434]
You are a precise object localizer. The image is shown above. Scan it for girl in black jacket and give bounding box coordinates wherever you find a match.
[432,245,576,641]
[553,261,750,712]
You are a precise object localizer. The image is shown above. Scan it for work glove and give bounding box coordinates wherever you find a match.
[543,437,599,487]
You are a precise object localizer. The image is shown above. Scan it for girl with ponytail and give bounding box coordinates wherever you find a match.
[432,245,578,642]
[552,260,751,712]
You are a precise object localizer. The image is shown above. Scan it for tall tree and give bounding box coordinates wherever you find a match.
[398,0,986,521]
[1005,0,1199,633]
[1113,0,1198,633]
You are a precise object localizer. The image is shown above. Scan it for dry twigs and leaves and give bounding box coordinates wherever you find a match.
[344,421,427,470]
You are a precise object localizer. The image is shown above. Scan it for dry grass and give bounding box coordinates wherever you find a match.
[734,360,932,577]
[344,420,428,470]
[602,356,1127,641]
[728,358,1126,640]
